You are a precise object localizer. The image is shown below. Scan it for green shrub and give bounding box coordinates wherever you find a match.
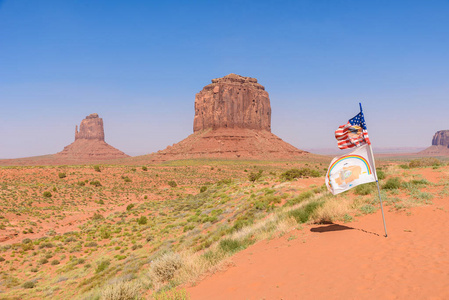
[77,181,86,186]
[284,191,313,206]
[383,177,401,189]
[360,204,377,214]
[43,191,52,198]
[58,172,66,179]
[219,238,248,254]
[23,281,35,289]
[376,169,386,180]
[409,158,441,168]
[248,170,263,182]
[122,176,132,183]
[280,168,321,181]
[93,165,101,172]
[92,213,104,221]
[90,180,102,187]
[168,180,177,188]
[96,260,111,273]
[354,183,375,195]
[142,166,148,171]
[137,216,147,225]
[200,186,207,193]
[51,259,60,265]
[126,204,135,211]
[288,201,323,223]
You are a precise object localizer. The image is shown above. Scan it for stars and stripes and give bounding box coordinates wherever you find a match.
[335,112,371,149]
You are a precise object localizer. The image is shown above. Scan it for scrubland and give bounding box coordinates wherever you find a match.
[0,157,447,299]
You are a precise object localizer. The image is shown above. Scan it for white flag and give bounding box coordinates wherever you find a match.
[325,144,376,195]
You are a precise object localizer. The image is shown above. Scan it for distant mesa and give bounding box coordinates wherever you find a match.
[149,74,307,161]
[419,130,449,156]
[193,73,271,132]
[56,113,129,160]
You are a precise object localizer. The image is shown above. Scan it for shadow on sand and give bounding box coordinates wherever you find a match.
[310,223,380,237]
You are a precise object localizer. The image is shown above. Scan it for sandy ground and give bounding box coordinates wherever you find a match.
[188,191,449,299]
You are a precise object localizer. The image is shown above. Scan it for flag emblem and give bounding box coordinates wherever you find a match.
[335,112,370,149]
[325,144,376,195]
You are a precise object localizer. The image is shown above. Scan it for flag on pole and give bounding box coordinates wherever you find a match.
[326,103,388,236]
[335,111,371,149]
[325,144,376,195]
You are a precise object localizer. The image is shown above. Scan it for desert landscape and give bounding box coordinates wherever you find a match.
[2,1,449,299]
[1,72,449,300]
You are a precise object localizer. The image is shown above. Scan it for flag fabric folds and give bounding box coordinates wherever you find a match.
[325,144,376,195]
[335,112,371,149]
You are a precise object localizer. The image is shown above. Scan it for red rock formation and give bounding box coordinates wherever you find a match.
[148,74,307,161]
[419,130,449,156]
[432,130,449,147]
[75,113,105,141]
[193,74,271,132]
[56,113,129,160]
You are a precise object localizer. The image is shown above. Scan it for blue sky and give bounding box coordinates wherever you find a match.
[1,0,448,158]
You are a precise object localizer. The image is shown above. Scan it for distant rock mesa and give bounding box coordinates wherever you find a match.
[419,130,449,156]
[149,74,307,161]
[194,74,271,132]
[56,113,129,160]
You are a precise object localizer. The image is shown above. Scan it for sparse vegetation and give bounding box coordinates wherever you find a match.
[0,158,443,299]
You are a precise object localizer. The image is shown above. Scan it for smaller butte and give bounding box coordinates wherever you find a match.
[419,130,449,155]
[56,113,129,160]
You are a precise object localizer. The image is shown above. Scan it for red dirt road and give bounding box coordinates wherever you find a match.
[187,199,449,299]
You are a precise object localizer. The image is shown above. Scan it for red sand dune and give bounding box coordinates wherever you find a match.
[188,190,449,299]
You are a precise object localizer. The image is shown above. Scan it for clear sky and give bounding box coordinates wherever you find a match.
[1,0,448,158]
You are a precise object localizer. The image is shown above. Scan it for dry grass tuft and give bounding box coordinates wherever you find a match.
[149,253,183,287]
[101,280,141,300]
[312,196,356,223]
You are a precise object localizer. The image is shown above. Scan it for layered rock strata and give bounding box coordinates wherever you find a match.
[149,74,307,161]
[194,74,271,132]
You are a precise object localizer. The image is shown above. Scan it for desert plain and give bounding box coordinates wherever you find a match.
[0,156,449,299]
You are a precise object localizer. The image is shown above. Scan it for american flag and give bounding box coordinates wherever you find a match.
[335,112,371,149]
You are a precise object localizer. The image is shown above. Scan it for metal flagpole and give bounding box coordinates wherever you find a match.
[360,103,388,237]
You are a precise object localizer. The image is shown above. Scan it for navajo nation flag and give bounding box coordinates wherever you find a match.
[335,111,370,149]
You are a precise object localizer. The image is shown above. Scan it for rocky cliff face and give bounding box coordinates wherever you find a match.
[193,74,271,132]
[147,74,307,161]
[75,113,105,141]
[432,130,449,147]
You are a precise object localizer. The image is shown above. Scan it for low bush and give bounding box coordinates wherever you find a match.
[409,158,441,168]
[280,168,321,181]
[23,281,35,289]
[137,216,147,225]
[142,166,148,171]
[90,180,102,187]
[284,191,313,206]
[383,177,401,190]
[289,201,323,223]
[58,172,66,179]
[93,165,101,172]
[168,180,177,188]
[96,260,111,273]
[248,170,263,182]
[101,280,142,300]
[149,253,182,283]
[376,169,386,180]
[354,183,375,195]
[43,191,52,198]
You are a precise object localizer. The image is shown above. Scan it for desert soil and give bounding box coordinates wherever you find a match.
[187,169,449,300]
